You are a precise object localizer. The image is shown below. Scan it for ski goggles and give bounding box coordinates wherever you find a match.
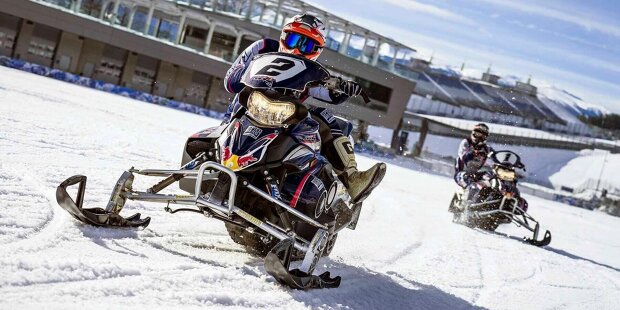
[472,130,488,139]
[283,32,321,55]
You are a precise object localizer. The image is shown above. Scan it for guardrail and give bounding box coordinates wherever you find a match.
[0,56,227,120]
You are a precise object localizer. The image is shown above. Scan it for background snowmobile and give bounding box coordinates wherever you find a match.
[448,150,552,246]
[56,53,374,289]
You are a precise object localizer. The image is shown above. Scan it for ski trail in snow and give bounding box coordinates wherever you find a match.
[1,66,619,309]
[0,165,67,253]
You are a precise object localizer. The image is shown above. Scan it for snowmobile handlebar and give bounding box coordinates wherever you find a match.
[321,77,371,104]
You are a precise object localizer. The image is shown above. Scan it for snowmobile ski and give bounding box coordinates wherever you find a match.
[524,227,552,247]
[56,175,151,228]
[264,238,341,289]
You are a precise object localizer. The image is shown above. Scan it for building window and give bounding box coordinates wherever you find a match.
[0,31,16,51]
[132,55,158,91]
[95,59,123,78]
[130,10,147,32]
[181,25,208,50]
[210,32,235,61]
[154,19,179,42]
[47,0,73,9]
[132,68,155,87]
[115,5,132,27]
[27,41,55,59]
[147,17,160,36]
[79,0,105,18]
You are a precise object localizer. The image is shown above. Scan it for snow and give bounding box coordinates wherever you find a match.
[1,66,619,309]
[549,149,620,194]
[367,125,586,187]
[538,85,608,118]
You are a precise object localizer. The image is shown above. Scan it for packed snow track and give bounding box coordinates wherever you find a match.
[0,66,618,309]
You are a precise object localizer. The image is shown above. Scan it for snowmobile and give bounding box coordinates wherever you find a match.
[56,53,377,289]
[448,150,552,247]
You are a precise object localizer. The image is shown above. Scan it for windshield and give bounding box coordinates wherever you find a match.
[241,53,330,91]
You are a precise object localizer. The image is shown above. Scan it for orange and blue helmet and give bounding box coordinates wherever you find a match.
[279,14,326,61]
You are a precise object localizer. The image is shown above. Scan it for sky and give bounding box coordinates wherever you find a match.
[306,0,620,113]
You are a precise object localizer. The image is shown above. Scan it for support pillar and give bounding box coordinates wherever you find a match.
[360,32,369,61]
[338,28,351,55]
[390,118,404,150]
[259,4,266,22]
[73,0,82,13]
[371,38,382,66]
[412,118,429,157]
[272,0,284,26]
[203,21,217,55]
[232,31,244,60]
[175,13,186,44]
[110,0,121,24]
[99,0,110,19]
[143,4,155,35]
[390,46,399,70]
[127,6,136,29]
[245,0,255,20]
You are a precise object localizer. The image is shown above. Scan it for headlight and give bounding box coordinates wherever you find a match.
[246,91,296,127]
[495,167,516,181]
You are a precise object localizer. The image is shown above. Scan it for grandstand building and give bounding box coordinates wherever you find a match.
[0,0,613,152]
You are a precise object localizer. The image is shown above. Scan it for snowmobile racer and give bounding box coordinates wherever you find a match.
[448,124,551,246]
[452,123,495,209]
[54,14,388,290]
[223,13,386,204]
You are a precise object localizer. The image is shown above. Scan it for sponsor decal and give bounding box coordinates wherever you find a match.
[237,153,258,167]
[236,209,263,227]
[175,194,194,199]
[342,140,354,154]
[320,109,336,123]
[243,126,262,139]
[249,56,306,82]
[314,192,327,218]
[264,133,278,140]
[250,75,275,88]
[310,176,325,191]
[222,146,232,162]
[297,134,321,151]
[222,149,258,171]
[325,181,337,209]
[270,183,282,199]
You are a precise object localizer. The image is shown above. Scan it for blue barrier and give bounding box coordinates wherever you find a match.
[0,56,399,160]
[0,56,226,119]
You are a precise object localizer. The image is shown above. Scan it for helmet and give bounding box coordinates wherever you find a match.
[470,123,489,145]
[279,14,326,61]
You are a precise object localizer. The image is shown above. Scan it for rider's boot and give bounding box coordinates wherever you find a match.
[329,137,386,203]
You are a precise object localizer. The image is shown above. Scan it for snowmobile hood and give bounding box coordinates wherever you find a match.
[217,117,280,171]
[241,52,330,92]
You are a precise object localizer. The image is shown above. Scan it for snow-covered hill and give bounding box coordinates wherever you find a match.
[426,65,608,124]
[1,66,619,309]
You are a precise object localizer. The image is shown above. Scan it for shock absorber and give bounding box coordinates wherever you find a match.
[147,152,207,194]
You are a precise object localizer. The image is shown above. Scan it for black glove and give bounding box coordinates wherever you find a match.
[339,80,362,97]
[473,171,487,181]
[474,144,488,157]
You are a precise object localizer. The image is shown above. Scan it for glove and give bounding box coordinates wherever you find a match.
[339,80,362,97]
[474,144,488,157]
[473,171,487,181]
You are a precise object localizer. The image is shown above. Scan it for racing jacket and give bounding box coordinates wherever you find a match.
[454,138,494,188]
[222,38,349,121]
